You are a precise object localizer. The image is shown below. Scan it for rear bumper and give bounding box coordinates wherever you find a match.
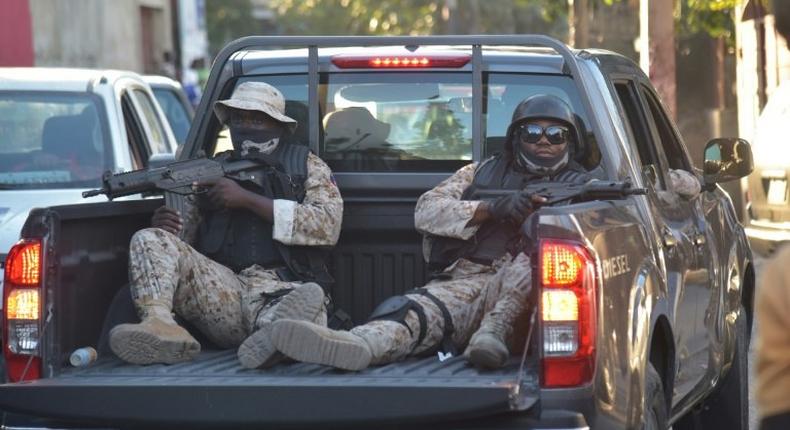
[519,410,589,429]
[0,409,589,430]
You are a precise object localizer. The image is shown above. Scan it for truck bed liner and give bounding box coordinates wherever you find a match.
[0,350,539,428]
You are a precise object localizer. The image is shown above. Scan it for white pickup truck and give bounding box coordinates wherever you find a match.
[0,68,178,305]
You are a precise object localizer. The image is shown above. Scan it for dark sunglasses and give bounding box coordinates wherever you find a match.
[517,123,570,145]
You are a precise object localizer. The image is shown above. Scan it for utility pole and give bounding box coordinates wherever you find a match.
[443,0,458,35]
[569,0,589,48]
[639,0,677,119]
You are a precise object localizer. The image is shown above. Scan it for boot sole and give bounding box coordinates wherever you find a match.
[467,347,507,369]
[270,320,371,371]
[109,325,200,365]
[237,283,325,369]
[237,322,284,369]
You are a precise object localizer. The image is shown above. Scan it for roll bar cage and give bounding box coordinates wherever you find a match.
[185,35,597,161]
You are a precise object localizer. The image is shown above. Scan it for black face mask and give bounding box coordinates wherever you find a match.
[229,126,282,150]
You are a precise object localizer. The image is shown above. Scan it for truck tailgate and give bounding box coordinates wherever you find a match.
[0,350,539,427]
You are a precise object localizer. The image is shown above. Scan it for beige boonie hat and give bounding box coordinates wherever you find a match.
[213,81,297,131]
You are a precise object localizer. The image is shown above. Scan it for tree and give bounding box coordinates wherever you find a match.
[268,0,568,37]
[206,0,260,57]
[270,0,444,35]
[640,0,677,119]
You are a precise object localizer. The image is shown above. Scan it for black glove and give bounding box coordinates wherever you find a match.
[488,191,534,224]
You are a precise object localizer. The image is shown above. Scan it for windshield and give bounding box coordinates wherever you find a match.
[214,72,601,173]
[0,92,111,189]
[152,87,192,146]
[322,72,472,172]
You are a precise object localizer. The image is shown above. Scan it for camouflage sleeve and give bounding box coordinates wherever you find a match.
[272,153,343,246]
[668,169,701,198]
[414,162,481,240]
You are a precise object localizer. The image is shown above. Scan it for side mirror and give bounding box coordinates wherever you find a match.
[703,138,753,185]
[148,153,176,169]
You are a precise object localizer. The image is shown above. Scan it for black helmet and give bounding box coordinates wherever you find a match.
[505,95,582,176]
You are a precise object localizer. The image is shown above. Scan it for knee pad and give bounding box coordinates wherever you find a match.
[368,295,427,346]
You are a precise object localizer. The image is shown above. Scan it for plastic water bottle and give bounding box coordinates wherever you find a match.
[69,347,97,367]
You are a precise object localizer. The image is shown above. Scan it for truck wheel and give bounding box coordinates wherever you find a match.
[642,363,668,430]
[692,305,749,429]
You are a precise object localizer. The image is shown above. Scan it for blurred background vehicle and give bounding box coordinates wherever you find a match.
[0,67,177,309]
[744,79,790,255]
[144,74,194,146]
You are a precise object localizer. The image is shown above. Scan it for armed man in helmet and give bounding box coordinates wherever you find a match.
[268,94,591,370]
[108,82,343,369]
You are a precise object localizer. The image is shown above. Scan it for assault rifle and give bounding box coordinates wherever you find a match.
[82,155,270,201]
[472,179,647,206]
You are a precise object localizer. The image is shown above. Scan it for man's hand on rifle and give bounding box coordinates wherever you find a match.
[151,206,183,235]
[200,177,254,210]
[488,191,547,225]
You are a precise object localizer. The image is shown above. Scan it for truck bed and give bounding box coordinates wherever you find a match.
[0,350,539,428]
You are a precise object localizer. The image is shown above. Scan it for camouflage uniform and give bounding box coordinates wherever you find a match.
[667,169,701,198]
[349,162,533,363]
[128,149,342,348]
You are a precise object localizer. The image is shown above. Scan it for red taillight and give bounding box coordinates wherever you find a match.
[3,239,43,382]
[6,241,40,286]
[542,242,584,286]
[331,53,471,69]
[540,240,597,388]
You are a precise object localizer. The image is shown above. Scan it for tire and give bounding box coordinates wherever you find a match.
[694,305,749,429]
[642,363,669,430]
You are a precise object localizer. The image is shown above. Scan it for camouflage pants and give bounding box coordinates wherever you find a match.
[352,252,532,364]
[128,227,321,349]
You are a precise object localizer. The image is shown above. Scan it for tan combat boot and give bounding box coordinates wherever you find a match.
[237,282,326,369]
[466,314,510,369]
[109,308,201,365]
[270,319,412,371]
[269,319,374,371]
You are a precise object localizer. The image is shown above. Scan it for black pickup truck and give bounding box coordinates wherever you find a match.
[0,36,754,430]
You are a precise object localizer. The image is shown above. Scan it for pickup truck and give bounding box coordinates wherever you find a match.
[0,68,178,310]
[743,79,790,255]
[0,36,754,430]
[143,74,194,146]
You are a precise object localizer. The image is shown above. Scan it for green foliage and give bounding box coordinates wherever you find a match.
[206,0,261,56]
[590,0,739,41]
[268,0,568,37]
[679,0,739,41]
[207,0,744,49]
[270,0,441,35]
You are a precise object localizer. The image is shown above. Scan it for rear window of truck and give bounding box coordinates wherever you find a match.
[213,72,597,172]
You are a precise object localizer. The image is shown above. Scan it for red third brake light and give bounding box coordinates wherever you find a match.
[332,53,471,69]
[540,240,597,388]
[3,239,43,381]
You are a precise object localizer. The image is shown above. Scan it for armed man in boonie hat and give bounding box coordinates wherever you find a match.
[109,81,344,370]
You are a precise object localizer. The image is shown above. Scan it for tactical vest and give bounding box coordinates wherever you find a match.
[196,142,333,286]
[428,154,589,270]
